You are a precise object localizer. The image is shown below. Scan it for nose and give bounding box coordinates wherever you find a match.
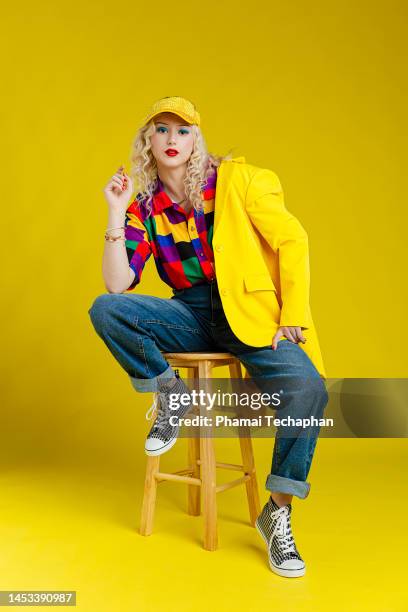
[167,127,178,144]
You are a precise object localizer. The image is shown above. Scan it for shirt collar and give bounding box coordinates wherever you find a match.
[152,166,217,213]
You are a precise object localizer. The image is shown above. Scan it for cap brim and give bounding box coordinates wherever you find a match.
[145,109,194,125]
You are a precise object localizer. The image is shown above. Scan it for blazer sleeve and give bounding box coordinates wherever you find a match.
[244,168,312,330]
[123,203,153,291]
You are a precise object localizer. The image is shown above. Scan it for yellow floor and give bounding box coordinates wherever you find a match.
[0,438,407,611]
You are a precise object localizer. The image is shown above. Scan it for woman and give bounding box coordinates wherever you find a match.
[88,95,329,578]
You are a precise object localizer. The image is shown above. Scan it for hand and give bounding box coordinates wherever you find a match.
[103,165,134,213]
[271,326,307,350]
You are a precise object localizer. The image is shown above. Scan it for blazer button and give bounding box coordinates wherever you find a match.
[215,244,223,252]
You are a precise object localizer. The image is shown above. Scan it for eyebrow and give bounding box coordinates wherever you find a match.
[156,122,190,127]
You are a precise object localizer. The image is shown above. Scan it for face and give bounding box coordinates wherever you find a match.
[149,112,194,170]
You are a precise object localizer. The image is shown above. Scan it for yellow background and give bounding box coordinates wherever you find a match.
[1,1,407,610]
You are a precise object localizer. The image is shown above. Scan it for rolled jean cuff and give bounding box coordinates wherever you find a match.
[265,474,310,499]
[129,364,176,393]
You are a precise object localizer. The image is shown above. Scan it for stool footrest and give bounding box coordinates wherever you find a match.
[199,460,244,472]
[155,467,252,493]
[215,475,251,493]
[155,471,201,486]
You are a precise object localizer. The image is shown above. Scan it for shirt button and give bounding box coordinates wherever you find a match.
[190,226,196,232]
[199,252,204,256]
[221,288,229,296]
[215,244,223,252]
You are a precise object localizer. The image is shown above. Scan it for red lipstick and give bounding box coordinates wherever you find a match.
[165,149,179,156]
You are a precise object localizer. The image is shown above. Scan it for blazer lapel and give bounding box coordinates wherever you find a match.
[213,157,246,238]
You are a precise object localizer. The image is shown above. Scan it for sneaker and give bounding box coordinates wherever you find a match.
[144,370,194,456]
[255,496,306,577]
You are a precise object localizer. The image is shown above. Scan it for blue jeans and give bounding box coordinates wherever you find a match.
[88,279,329,499]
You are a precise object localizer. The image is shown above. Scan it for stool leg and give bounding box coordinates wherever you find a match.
[187,366,201,516]
[140,455,160,536]
[229,360,261,526]
[238,434,261,525]
[187,438,201,515]
[199,360,218,551]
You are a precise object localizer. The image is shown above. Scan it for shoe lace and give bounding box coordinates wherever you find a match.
[269,506,296,555]
[145,392,172,430]
[146,393,159,421]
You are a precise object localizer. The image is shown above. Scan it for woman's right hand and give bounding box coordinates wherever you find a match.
[103,165,134,212]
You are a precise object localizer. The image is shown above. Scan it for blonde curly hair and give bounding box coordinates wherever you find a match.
[128,117,235,217]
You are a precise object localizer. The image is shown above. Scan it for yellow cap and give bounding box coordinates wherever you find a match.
[143,96,201,126]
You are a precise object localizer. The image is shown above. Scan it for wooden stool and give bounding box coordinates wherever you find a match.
[139,352,261,551]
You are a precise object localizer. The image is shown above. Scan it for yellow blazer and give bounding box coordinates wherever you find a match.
[213,156,326,379]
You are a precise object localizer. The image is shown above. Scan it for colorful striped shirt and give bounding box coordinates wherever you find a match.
[124,167,217,291]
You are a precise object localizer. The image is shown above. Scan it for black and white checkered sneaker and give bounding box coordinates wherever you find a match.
[144,370,194,456]
[255,496,306,577]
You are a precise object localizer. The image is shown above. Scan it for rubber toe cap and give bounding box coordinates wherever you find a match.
[280,559,305,570]
[145,438,165,452]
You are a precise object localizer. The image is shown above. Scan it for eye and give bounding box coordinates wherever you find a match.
[156,126,167,133]
[179,129,189,135]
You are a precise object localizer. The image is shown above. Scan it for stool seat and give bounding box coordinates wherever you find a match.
[163,352,235,360]
[139,351,261,551]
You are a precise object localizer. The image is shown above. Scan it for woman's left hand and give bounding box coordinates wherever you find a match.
[271,326,307,350]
